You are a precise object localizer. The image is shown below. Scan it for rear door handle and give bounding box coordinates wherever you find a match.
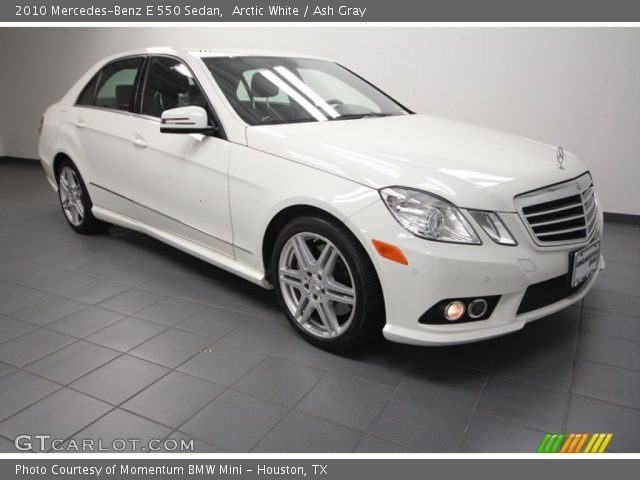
[131,134,147,148]
[75,118,85,129]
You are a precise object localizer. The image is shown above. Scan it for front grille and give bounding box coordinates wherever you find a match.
[517,274,584,315]
[515,173,597,245]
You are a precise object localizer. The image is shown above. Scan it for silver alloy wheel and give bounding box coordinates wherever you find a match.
[58,166,85,227]
[278,232,356,339]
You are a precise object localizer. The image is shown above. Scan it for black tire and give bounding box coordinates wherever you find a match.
[271,215,385,351]
[56,159,110,234]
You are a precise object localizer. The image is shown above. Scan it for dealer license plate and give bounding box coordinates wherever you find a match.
[571,240,600,288]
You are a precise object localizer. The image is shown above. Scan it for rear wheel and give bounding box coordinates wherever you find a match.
[56,160,110,234]
[271,216,384,351]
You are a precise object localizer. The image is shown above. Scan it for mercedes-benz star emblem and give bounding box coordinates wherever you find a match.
[557,146,565,170]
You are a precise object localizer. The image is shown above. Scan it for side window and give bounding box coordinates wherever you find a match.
[141,57,210,119]
[93,58,144,111]
[76,72,101,106]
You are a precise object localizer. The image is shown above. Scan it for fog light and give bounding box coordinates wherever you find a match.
[444,301,465,321]
[468,298,488,319]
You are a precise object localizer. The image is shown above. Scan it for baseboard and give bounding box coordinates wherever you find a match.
[0,155,39,163]
[603,212,640,225]
[2,155,639,224]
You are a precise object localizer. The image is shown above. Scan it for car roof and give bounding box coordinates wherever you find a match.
[103,47,331,62]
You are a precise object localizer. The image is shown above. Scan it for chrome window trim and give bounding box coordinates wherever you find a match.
[73,53,228,140]
[74,55,146,112]
[75,53,146,107]
[139,53,227,140]
[73,104,162,124]
[73,104,135,118]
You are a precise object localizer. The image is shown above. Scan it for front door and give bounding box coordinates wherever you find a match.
[130,56,234,257]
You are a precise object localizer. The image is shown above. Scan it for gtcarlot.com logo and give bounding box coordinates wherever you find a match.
[14,435,194,452]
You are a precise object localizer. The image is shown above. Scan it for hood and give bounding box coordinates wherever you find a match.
[245,114,589,212]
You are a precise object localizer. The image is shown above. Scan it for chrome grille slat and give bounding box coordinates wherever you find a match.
[536,225,587,237]
[523,202,583,217]
[584,198,596,218]
[515,173,598,246]
[529,213,585,228]
[586,202,597,234]
[583,189,595,205]
[583,187,597,238]
[584,201,595,217]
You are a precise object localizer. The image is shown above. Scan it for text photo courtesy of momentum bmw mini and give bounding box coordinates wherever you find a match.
[38,47,604,351]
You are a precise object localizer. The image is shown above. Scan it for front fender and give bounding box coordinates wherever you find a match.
[229,144,379,273]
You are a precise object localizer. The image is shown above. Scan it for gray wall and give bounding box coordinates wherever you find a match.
[0,27,638,215]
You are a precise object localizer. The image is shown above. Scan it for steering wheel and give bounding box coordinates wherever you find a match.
[325,98,344,107]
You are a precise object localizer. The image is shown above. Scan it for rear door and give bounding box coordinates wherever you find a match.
[67,56,145,219]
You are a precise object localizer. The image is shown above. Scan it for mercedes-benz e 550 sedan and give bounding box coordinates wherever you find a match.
[38,47,604,350]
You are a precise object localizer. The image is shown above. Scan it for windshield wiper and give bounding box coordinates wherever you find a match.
[330,113,393,121]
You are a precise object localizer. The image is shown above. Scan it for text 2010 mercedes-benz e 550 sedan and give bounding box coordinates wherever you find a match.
[39,47,604,350]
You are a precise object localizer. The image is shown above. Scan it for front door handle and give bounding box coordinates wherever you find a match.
[132,134,147,148]
[75,118,85,129]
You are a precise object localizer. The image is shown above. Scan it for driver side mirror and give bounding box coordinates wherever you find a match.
[160,106,217,135]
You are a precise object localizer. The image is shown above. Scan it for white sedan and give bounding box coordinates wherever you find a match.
[38,47,604,350]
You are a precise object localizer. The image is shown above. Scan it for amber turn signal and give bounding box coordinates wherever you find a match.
[372,239,408,265]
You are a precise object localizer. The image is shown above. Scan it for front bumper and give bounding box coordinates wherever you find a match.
[348,200,605,346]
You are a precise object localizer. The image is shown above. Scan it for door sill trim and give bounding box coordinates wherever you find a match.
[92,206,270,289]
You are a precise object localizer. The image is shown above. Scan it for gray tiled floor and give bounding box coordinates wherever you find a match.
[1,159,639,452]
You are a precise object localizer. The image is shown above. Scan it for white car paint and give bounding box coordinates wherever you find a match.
[246,114,591,212]
[39,47,604,346]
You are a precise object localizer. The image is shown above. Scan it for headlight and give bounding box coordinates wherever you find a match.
[468,210,517,246]
[380,187,480,244]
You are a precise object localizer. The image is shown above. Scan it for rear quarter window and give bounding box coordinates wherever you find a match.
[76,57,144,112]
[76,73,100,106]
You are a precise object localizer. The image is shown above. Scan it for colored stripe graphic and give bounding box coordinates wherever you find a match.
[584,434,598,453]
[574,433,589,453]
[537,433,553,453]
[563,433,587,453]
[549,433,565,453]
[597,434,613,453]
[537,433,565,453]
[590,433,606,453]
[568,433,582,453]
[537,433,613,453]
[560,433,575,453]
[584,433,614,453]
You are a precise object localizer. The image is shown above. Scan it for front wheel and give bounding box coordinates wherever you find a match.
[271,216,385,351]
[57,160,110,234]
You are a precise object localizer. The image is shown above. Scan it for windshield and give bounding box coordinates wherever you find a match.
[203,56,410,126]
